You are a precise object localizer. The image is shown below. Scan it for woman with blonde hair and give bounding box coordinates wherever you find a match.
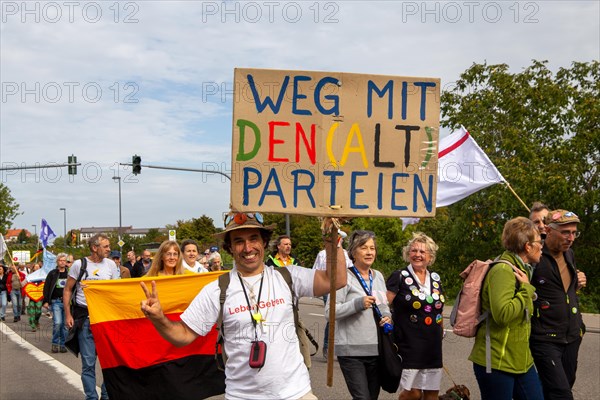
[146,241,186,276]
[387,232,445,400]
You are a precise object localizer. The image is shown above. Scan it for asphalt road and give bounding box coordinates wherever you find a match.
[1,299,598,399]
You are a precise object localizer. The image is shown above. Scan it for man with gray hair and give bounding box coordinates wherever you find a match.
[530,210,586,400]
[63,233,120,400]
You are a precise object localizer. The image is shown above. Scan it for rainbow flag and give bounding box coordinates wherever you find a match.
[84,272,226,400]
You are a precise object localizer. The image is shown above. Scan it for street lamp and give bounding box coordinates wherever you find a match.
[59,208,67,252]
[32,224,38,249]
[112,176,122,252]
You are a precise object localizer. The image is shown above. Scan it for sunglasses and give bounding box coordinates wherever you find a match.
[224,212,264,227]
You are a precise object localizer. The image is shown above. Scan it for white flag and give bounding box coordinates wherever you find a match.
[0,234,7,260]
[436,126,505,207]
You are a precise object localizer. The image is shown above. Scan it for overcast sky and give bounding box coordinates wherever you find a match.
[1,0,598,236]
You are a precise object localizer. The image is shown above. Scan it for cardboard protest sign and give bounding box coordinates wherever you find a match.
[231,68,440,217]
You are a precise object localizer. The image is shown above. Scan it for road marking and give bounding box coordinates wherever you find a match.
[309,313,324,317]
[0,321,96,396]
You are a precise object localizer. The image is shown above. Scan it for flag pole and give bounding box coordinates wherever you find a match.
[503,181,530,212]
[0,234,16,267]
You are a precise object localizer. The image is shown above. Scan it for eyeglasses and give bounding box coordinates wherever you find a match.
[530,239,545,246]
[224,212,264,227]
[164,252,179,258]
[558,230,581,239]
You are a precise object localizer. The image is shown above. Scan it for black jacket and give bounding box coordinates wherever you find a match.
[531,247,585,343]
[0,271,7,292]
[124,261,144,278]
[42,268,65,303]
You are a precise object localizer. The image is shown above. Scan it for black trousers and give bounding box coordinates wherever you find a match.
[338,356,380,400]
[530,337,582,400]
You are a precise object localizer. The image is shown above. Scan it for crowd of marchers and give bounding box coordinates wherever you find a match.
[0,203,586,400]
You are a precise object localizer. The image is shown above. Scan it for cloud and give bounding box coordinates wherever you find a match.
[1,0,598,235]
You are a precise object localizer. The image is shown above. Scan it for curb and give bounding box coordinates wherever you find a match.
[300,298,600,333]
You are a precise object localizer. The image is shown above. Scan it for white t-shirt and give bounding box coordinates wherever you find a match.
[312,249,353,271]
[68,257,120,307]
[181,265,315,400]
[183,260,208,273]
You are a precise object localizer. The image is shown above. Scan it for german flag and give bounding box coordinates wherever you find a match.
[84,272,226,400]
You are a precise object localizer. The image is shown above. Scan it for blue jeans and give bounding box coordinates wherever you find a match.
[10,290,22,317]
[0,290,7,318]
[338,356,381,400]
[51,299,68,346]
[473,363,544,400]
[79,318,109,400]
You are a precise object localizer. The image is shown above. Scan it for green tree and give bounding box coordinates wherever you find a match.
[263,214,322,267]
[440,60,599,311]
[0,183,20,234]
[144,228,167,243]
[167,215,218,249]
[17,229,28,243]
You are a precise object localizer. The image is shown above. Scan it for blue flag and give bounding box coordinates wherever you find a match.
[26,249,57,282]
[40,219,57,248]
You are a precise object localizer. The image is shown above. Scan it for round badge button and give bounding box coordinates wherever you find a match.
[436,314,443,324]
[431,272,440,282]
[410,314,418,323]
[405,294,412,301]
[424,305,432,313]
[412,301,421,310]
[401,270,410,277]
[433,281,440,289]
[432,293,439,301]
[418,293,427,301]
[426,295,434,304]
[405,277,414,285]
[424,317,433,325]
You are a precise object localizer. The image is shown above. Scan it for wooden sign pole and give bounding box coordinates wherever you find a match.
[326,227,338,387]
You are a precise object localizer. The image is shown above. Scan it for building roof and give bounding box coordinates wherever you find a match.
[4,229,31,238]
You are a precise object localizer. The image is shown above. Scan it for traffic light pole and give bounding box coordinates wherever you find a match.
[119,163,231,180]
[0,162,80,171]
[120,162,289,235]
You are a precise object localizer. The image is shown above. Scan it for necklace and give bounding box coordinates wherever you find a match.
[238,271,265,328]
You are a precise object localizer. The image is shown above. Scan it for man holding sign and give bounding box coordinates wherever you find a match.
[140,212,347,399]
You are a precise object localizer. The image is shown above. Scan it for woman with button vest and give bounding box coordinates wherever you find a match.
[386,232,444,400]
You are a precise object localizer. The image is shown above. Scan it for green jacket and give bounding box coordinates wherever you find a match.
[468,251,537,374]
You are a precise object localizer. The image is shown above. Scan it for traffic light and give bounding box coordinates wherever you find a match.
[132,155,142,175]
[68,154,77,175]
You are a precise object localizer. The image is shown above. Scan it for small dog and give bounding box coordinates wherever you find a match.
[438,384,470,400]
